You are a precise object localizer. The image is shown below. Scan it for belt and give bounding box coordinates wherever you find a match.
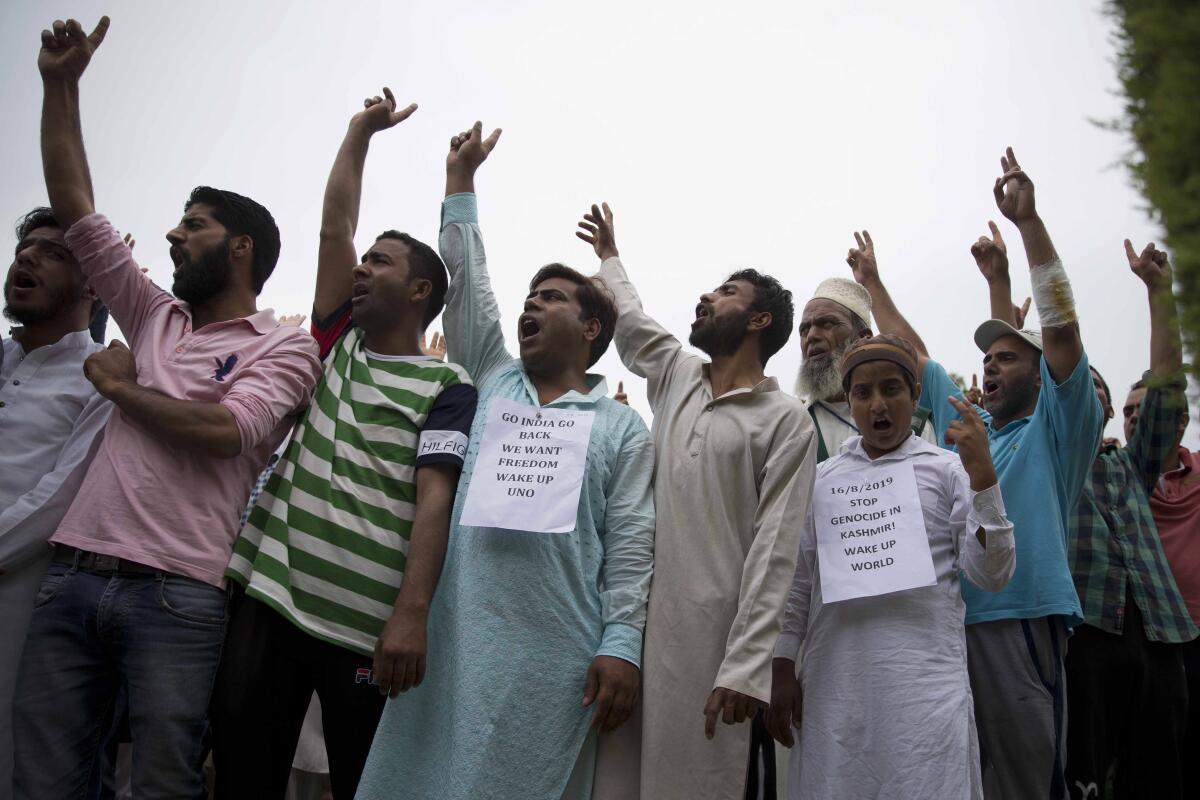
[53,545,160,576]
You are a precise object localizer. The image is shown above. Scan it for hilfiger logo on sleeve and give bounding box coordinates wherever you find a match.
[213,354,238,382]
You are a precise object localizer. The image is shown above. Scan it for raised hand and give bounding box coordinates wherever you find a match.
[970,221,1009,284]
[965,374,983,406]
[39,17,110,82]
[420,330,447,360]
[1013,297,1031,329]
[1124,239,1172,291]
[576,203,618,261]
[278,313,307,328]
[446,121,502,179]
[945,396,997,491]
[351,87,417,136]
[992,146,1037,224]
[613,381,629,406]
[845,230,878,286]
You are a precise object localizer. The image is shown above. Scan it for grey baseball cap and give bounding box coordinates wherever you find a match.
[973,319,1043,353]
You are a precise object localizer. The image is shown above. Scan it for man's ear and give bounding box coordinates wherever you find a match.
[582,316,602,343]
[229,234,253,263]
[409,277,433,305]
[746,310,772,333]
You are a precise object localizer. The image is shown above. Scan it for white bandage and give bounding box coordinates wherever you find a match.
[1030,257,1078,328]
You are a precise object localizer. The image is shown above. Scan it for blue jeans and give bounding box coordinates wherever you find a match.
[13,559,227,800]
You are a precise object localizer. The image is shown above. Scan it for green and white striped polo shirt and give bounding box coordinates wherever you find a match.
[227,314,476,656]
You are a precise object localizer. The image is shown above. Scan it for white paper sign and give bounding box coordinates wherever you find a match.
[812,461,937,603]
[460,398,596,533]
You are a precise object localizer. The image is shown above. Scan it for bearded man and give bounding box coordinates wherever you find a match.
[12,18,320,798]
[579,203,817,800]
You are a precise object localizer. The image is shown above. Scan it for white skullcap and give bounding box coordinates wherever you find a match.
[808,278,872,325]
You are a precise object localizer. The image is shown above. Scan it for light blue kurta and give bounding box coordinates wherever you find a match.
[356,194,655,800]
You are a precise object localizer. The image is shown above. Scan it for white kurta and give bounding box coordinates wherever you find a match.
[774,435,1015,800]
[593,258,817,800]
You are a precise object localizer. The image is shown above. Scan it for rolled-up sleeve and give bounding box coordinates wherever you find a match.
[220,333,321,454]
[596,413,657,668]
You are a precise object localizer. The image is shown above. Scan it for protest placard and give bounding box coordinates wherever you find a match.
[460,397,595,533]
[812,461,936,603]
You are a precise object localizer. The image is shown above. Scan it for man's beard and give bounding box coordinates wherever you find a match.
[688,308,751,357]
[982,373,1038,422]
[795,337,855,401]
[172,240,233,306]
[3,277,85,327]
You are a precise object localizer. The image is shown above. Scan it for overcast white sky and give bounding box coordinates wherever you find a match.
[2,0,1194,446]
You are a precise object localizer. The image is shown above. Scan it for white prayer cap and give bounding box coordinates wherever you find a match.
[808,278,872,325]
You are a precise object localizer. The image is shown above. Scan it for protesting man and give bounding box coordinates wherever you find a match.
[13,17,321,798]
[1134,379,1200,798]
[769,334,1014,799]
[1,208,111,795]
[213,89,477,798]
[877,148,1102,798]
[356,123,655,800]
[798,233,937,460]
[579,203,816,800]
[1062,241,1196,799]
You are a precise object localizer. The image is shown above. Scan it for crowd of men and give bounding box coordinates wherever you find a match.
[2,14,1198,800]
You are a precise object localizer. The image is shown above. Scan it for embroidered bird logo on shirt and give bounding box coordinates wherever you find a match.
[213,354,238,382]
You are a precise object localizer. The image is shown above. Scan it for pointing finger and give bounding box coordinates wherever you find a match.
[1124,238,1137,263]
[987,220,1003,245]
[971,373,978,389]
[382,86,396,109]
[88,16,111,48]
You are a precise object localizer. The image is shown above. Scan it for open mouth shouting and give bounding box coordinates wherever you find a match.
[870,416,894,433]
[170,246,185,275]
[518,313,542,343]
[982,378,1000,402]
[692,303,711,328]
[352,281,371,304]
[7,268,39,301]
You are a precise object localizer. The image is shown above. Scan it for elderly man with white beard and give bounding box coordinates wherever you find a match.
[796,232,938,463]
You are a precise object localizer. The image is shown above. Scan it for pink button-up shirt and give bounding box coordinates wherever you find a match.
[51,214,321,586]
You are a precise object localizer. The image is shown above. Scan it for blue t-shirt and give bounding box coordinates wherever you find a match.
[920,355,1101,626]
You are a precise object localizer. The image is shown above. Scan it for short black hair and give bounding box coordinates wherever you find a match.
[529,263,616,367]
[726,268,794,364]
[15,207,61,242]
[185,187,280,294]
[376,231,448,329]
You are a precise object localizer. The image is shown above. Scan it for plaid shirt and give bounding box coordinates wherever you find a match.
[1068,386,1197,642]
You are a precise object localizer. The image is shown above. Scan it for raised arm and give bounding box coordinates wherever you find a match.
[1122,240,1185,485]
[970,221,1020,327]
[439,122,510,386]
[314,88,417,320]
[846,230,930,368]
[578,203,690,412]
[992,147,1083,382]
[39,17,109,230]
[1127,240,1182,381]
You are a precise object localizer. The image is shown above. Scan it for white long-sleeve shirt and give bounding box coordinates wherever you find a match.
[774,433,1014,800]
[1,329,109,572]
